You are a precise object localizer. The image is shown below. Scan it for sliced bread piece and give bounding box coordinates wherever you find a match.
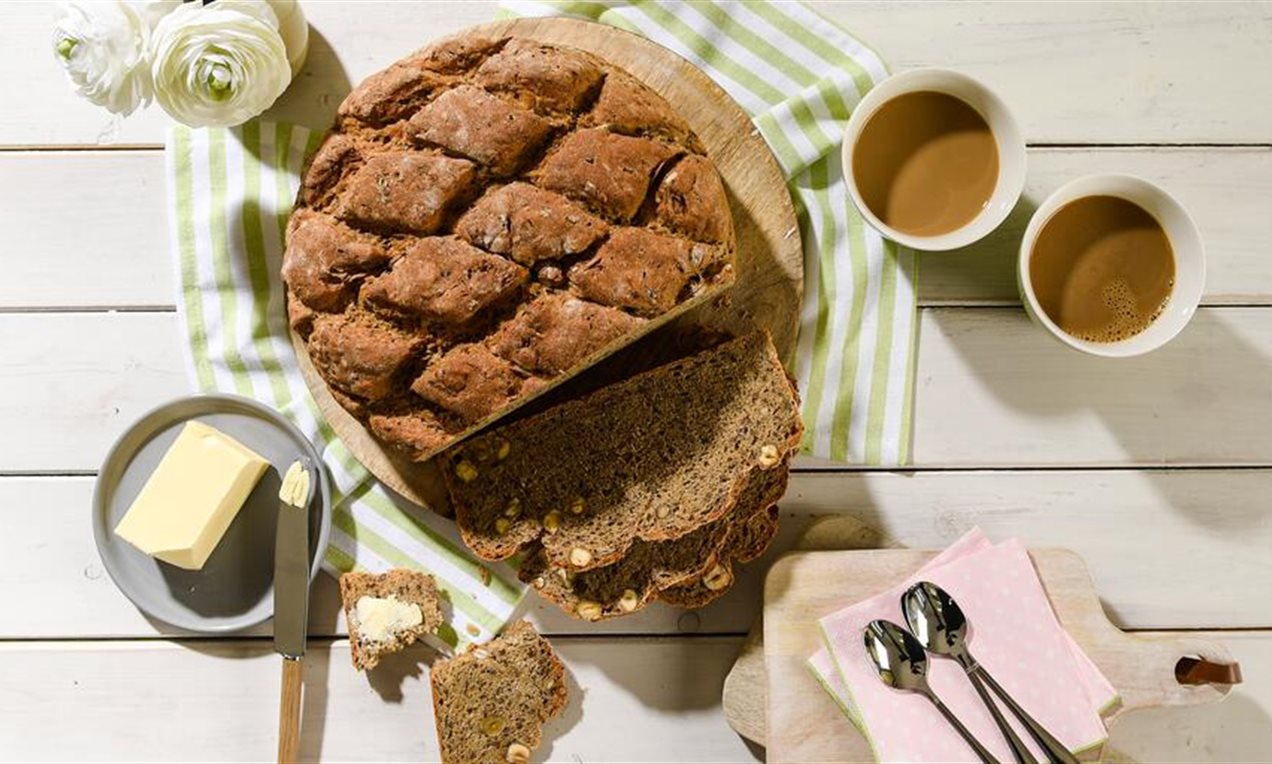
[659,501,781,610]
[441,330,802,571]
[339,569,444,671]
[517,456,790,620]
[430,620,568,764]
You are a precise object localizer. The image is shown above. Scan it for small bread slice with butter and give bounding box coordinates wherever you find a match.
[339,569,444,670]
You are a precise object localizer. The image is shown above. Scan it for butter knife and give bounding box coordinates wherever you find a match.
[275,458,313,764]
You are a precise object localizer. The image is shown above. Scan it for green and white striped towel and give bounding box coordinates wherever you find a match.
[166,123,522,648]
[504,0,918,464]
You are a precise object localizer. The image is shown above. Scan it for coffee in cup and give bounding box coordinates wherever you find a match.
[842,68,1026,251]
[1019,174,1205,357]
[1028,195,1174,343]
[852,91,999,238]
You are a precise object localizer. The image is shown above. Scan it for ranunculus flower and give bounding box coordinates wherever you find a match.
[52,1,152,116]
[150,0,293,128]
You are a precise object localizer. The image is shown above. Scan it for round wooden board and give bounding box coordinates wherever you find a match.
[291,17,804,509]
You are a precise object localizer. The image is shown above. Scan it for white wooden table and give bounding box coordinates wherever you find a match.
[2,2,1269,761]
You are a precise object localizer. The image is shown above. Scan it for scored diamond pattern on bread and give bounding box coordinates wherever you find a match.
[284,33,735,463]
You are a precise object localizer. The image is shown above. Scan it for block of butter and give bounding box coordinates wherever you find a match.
[114,420,270,570]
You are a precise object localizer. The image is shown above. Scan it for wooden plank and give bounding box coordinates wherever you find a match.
[908,307,1272,467]
[841,1,1272,145]
[6,3,1271,147]
[0,633,1265,762]
[4,308,1271,472]
[0,152,170,308]
[0,312,188,473]
[7,468,1269,639]
[3,147,1269,309]
[0,637,756,763]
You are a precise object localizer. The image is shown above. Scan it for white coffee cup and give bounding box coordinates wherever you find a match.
[1018,174,1206,357]
[841,68,1026,251]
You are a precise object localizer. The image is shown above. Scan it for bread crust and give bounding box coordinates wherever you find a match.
[429,620,568,764]
[442,331,803,573]
[339,569,444,671]
[283,32,736,463]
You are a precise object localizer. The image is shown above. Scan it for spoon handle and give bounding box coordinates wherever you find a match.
[967,669,1038,764]
[929,696,1003,764]
[974,665,1079,764]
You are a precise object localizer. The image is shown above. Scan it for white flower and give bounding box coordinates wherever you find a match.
[52,1,152,116]
[150,0,293,128]
[138,1,182,30]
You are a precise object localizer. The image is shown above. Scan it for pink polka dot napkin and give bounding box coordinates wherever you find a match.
[812,530,1116,762]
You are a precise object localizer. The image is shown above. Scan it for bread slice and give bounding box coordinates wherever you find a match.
[517,456,790,620]
[430,620,568,764]
[659,501,781,609]
[339,569,444,670]
[441,331,803,572]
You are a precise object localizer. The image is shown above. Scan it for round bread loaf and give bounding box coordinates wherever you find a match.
[283,33,735,461]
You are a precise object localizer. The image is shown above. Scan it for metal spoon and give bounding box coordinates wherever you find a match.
[863,619,1002,764]
[903,582,1078,764]
[902,582,1037,763]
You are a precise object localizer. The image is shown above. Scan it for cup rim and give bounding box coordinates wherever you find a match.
[841,67,1026,252]
[1017,173,1207,358]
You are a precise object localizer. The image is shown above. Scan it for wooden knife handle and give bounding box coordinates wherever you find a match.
[278,656,304,764]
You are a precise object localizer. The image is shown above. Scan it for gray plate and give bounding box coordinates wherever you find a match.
[92,394,332,634]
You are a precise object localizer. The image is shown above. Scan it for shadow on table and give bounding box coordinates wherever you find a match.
[299,642,333,761]
[266,27,352,131]
[918,192,1040,303]
[363,643,444,703]
[1109,690,1272,762]
[933,305,1272,524]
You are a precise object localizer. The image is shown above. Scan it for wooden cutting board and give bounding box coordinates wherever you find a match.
[763,548,1237,763]
[289,17,804,511]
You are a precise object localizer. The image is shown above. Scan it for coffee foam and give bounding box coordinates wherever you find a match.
[1066,276,1173,343]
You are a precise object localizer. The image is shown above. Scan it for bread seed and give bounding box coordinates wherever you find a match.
[466,623,481,637]
[569,547,592,567]
[703,564,732,591]
[656,505,671,519]
[576,600,602,620]
[503,498,522,518]
[473,648,491,660]
[481,716,506,736]
[568,496,585,514]
[758,444,780,468]
[619,589,639,612]
[532,576,546,589]
[455,460,479,482]
[543,510,562,533]
[494,518,511,535]
[496,438,511,460]
[506,743,531,764]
